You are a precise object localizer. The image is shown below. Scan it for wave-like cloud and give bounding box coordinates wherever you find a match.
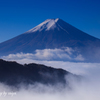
[2,47,84,61]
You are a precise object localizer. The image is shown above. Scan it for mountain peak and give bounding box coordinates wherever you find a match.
[25,18,61,33]
[45,18,60,22]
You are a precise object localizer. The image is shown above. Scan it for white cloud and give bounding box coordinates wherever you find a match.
[2,47,84,61]
[34,48,70,60]
[64,47,74,55]
[74,54,85,61]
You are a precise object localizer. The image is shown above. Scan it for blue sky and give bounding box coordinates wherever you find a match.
[0,0,100,43]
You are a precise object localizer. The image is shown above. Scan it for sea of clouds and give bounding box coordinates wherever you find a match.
[0,48,100,100]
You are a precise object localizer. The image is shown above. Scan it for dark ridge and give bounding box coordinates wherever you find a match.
[0,59,78,87]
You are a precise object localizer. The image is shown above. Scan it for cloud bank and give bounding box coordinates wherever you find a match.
[2,47,84,61]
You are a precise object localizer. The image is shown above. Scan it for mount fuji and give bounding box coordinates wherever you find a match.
[0,18,100,62]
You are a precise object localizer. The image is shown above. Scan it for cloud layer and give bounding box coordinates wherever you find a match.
[2,47,84,61]
[1,48,100,100]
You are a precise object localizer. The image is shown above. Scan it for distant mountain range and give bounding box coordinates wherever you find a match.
[0,18,100,62]
[0,59,78,86]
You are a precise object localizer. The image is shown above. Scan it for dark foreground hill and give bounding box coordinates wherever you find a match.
[0,59,78,86]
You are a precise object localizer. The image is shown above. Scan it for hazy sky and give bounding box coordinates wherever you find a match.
[0,0,100,43]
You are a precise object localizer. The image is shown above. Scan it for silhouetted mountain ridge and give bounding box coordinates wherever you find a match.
[0,59,75,86]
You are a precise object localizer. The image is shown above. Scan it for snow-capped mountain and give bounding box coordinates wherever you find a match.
[25,18,60,33]
[0,18,100,62]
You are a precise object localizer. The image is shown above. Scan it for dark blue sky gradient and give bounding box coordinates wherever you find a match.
[0,0,100,43]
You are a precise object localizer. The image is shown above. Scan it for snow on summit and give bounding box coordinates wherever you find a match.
[25,18,60,33]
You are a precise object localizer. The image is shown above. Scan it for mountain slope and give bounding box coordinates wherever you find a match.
[0,18,100,62]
